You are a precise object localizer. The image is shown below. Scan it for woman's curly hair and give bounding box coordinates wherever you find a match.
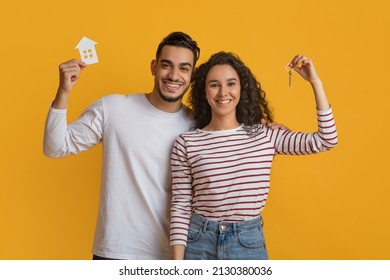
[189,51,273,131]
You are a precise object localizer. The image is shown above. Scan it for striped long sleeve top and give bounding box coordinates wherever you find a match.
[170,107,338,246]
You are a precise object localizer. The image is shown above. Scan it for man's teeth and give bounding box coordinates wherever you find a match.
[165,82,180,89]
[217,100,231,104]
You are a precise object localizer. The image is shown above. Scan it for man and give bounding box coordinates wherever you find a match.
[44,32,199,260]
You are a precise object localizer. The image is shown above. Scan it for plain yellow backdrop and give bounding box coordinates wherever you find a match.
[1,0,389,259]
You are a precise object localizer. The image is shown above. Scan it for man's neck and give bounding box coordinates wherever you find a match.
[145,92,183,113]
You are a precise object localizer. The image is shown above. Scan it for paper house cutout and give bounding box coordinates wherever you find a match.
[75,36,98,65]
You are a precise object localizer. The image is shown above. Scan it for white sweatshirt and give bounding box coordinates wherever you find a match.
[44,93,193,259]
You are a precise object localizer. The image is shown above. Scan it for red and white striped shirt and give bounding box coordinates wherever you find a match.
[170,107,338,246]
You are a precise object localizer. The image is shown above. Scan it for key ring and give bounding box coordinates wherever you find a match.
[285,64,294,87]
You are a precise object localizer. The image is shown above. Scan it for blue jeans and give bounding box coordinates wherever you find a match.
[184,213,269,260]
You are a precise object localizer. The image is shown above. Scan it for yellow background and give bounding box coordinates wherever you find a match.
[1,0,389,259]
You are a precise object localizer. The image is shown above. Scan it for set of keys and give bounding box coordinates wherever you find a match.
[286,64,294,87]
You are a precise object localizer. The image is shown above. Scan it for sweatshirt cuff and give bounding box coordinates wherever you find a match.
[170,240,187,247]
[49,103,67,114]
[316,105,332,116]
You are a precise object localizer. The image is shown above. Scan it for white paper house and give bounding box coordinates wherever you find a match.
[75,36,98,64]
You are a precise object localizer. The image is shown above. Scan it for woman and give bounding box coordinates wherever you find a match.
[170,52,338,260]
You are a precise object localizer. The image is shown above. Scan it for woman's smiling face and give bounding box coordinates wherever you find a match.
[205,64,241,119]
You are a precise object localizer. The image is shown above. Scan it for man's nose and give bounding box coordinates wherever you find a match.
[168,67,180,81]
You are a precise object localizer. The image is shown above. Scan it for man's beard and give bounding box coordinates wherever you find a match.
[157,85,189,103]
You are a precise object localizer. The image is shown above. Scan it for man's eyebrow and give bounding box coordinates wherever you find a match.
[160,59,192,68]
[160,59,173,65]
[179,62,192,68]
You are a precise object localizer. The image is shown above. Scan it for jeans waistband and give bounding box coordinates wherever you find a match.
[190,213,263,234]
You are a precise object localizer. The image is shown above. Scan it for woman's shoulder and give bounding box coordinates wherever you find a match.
[245,123,267,135]
[178,128,204,138]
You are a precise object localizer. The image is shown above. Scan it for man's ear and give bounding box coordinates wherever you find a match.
[151,59,157,76]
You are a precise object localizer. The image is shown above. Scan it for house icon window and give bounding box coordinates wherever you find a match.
[83,49,94,59]
[76,36,98,65]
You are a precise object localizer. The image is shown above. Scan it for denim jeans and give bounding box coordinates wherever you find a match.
[184,213,268,260]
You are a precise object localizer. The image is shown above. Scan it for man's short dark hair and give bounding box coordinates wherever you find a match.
[156,32,200,66]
